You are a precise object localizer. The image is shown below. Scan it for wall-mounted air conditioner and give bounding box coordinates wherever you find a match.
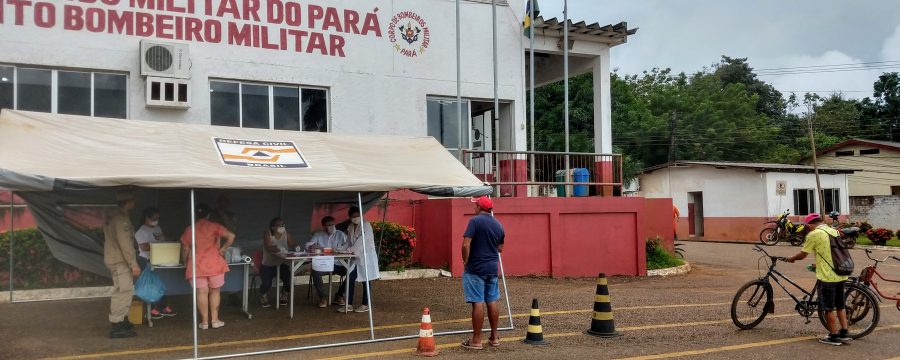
[140,40,190,79]
[146,76,190,109]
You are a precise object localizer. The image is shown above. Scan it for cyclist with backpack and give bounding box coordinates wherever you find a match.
[785,213,854,346]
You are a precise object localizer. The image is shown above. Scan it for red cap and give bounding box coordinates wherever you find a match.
[471,196,493,211]
[804,213,822,224]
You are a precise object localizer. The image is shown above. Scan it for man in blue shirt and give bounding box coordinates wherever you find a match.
[460,196,505,350]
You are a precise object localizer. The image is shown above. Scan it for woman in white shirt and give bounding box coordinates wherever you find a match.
[259,217,296,307]
[338,207,380,313]
[134,207,176,319]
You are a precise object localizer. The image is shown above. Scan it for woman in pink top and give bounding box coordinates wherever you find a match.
[181,203,235,330]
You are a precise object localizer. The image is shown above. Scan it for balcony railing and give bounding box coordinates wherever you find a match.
[462,150,623,197]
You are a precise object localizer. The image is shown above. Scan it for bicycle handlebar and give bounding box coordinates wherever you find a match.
[753,245,787,262]
[865,249,893,263]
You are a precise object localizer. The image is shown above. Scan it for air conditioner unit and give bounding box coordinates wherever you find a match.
[140,40,190,79]
[145,76,190,109]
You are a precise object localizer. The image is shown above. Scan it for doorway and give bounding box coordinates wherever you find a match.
[688,192,704,237]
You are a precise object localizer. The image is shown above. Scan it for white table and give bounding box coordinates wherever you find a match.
[147,262,253,327]
[277,253,356,319]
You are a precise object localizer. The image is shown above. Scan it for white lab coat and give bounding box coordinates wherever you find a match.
[347,221,380,282]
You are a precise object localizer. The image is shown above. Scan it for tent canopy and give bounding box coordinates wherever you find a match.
[0,110,490,276]
[0,110,489,195]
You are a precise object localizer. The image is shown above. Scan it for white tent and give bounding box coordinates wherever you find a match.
[0,110,509,359]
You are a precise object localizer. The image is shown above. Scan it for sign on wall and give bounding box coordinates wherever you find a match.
[388,11,430,58]
[776,180,787,196]
[213,137,309,168]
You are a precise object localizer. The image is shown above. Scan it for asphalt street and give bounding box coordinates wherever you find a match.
[2,241,899,360]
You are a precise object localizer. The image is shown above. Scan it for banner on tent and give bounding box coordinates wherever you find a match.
[213,137,310,169]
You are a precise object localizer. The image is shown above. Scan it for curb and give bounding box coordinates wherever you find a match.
[646,262,691,277]
[856,245,900,252]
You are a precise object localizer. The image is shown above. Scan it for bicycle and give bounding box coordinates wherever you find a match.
[731,245,880,339]
[858,249,900,312]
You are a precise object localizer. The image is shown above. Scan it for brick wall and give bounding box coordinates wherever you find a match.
[850,195,900,230]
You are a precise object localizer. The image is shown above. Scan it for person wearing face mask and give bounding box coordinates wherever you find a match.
[259,217,296,308]
[134,207,176,319]
[338,207,380,313]
[306,216,348,308]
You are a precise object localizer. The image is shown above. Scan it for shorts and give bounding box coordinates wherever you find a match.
[462,271,499,304]
[189,274,226,289]
[818,281,846,311]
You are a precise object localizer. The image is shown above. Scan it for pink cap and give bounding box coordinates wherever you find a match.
[804,213,822,224]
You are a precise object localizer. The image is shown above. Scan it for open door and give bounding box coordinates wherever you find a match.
[688,192,704,237]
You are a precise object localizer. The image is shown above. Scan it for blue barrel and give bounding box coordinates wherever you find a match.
[573,168,590,197]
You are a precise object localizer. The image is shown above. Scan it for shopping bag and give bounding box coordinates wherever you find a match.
[134,265,166,303]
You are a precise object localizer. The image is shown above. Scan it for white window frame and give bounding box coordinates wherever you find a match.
[822,188,841,213]
[793,188,816,215]
[426,96,473,152]
[0,64,129,118]
[208,79,330,132]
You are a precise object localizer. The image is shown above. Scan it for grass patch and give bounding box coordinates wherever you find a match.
[856,235,900,247]
[646,242,685,270]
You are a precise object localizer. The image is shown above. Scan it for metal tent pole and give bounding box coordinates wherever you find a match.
[190,189,198,359]
[358,193,375,340]
[8,191,14,303]
[563,0,570,193]
[498,254,514,329]
[456,0,463,160]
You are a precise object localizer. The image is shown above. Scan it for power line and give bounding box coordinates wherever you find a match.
[753,60,900,72]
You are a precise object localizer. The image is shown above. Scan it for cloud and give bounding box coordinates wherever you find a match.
[881,24,900,61]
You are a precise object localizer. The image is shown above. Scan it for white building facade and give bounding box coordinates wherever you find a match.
[638,161,853,242]
[0,0,634,161]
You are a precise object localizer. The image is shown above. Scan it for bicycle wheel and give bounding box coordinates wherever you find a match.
[759,228,779,246]
[817,283,880,339]
[732,280,772,329]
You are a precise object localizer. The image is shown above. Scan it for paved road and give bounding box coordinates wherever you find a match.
[2,241,899,359]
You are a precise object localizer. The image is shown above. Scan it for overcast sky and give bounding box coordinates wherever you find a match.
[535,0,900,100]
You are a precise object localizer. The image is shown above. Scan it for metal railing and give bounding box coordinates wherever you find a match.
[462,150,623,197]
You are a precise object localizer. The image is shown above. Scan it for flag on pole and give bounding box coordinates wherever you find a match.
[523,0,540,38]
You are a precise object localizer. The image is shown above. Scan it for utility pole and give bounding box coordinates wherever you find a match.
[805,110,825,217]
[668,110,677,163]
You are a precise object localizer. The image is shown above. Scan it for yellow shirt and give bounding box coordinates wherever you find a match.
[802,226,847,283]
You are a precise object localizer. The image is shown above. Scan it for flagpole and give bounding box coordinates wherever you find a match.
[563,0,570,193]
[492,0,498,132]
[528,0,535,183]
[456,0,463,160]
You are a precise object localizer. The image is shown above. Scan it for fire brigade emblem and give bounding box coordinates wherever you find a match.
[388,11,431,58]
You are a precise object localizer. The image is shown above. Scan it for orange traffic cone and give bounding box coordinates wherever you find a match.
[416,307,438,356]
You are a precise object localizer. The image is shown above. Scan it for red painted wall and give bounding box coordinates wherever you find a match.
[643,198,675,252]
[409,197,655,277]
[0,192,36,233]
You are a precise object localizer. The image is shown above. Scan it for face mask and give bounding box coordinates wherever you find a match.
[277,226,286,234]
[149,220,159,227]
[327,225,336,234]
[350,217,361,225]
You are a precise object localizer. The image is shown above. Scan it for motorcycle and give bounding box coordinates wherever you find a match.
[759,210,806,246]
[828,211,859,249]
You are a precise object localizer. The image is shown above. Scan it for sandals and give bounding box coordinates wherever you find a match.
[489,337,501,347]
[198,323,209,330]
[460,339,484,350]
[212,320,225,329]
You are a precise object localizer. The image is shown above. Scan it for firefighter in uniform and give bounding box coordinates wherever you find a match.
[104,190,141,338]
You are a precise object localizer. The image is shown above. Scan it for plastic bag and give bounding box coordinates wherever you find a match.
[134,265,166,303]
